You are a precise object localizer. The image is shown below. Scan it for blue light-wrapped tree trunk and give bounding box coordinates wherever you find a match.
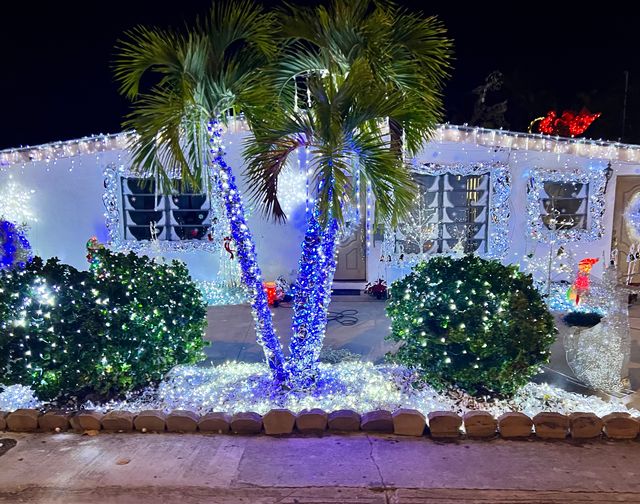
[287,212,323,381]
[307,217,339,348]
[209,119,286,381]
[287,214,339,384]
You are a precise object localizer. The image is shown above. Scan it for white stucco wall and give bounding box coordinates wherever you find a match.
[1,129,637,287]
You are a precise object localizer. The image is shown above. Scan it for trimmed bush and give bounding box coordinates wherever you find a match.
[0,249,207,401]
[386,255,556,397]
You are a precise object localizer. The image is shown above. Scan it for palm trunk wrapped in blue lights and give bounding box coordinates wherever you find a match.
[287,214,339,383]
[208,119,286,381]
[307,217,338,353]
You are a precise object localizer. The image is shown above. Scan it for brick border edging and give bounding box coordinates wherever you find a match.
[1,408,638,441]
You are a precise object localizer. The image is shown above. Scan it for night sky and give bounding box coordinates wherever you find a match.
[1,1,639,150]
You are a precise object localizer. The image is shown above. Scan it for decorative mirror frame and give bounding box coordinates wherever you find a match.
[382,161,511,267]
[102,163,221,253]
[527,166,607,243]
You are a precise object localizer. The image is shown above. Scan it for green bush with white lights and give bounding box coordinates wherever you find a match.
[386,255,556,397]
[0,250,207,401]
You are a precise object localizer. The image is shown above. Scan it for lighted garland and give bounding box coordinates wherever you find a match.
[0,220,31,270]
[527,165,608,243]
[386,255,556,397]
[208,118,286,381]
[287,215,339,383]
[624,192,640,242]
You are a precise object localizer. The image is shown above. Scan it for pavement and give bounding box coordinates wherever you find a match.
[1,432,640,503]
[204,296,396,365]
[203,295,628,396]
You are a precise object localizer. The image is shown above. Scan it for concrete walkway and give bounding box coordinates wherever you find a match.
[1,433,640,503]
[204,297,601,395]
[205,296,395,364]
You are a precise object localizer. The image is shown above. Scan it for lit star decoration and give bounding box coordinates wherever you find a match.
[0,181,37,225]
[208,118,286,381]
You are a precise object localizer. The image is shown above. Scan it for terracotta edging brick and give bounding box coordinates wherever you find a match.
[263,409,296,435]
[602,412,639,440]
[296,409,328,434]
[167,410,199,433]
[463,411,497,438]
[231,412,263,434]
[102,410,135,432]
[134,410,166,432]
[569,412,603,439]
[6,409,40,432]
[0,411,9,431]
[361,410,394,433]
[0,407,631,441]
[498,412,533,439]
[428,411,462,439]
[533,412,569,440]
[39,411,71,432]
[199,412,231,433]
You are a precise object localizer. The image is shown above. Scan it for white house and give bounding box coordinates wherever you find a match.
[1,120,639,303]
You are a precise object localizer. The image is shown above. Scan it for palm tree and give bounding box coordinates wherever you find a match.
[113,1,287,380]
[245,0,452,383]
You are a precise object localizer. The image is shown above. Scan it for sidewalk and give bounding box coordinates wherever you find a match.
[1,432,639,503]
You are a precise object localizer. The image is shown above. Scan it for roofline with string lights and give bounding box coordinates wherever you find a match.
[1,121,639,168]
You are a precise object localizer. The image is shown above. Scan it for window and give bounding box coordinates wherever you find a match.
[397,173,490,255]
[382,162,511,265]
[539,181,589,231]
[103,164,221,253]
[527,167,608,243]
[122,177,212,241]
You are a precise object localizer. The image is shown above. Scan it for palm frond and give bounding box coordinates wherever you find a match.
[114,0,278,192]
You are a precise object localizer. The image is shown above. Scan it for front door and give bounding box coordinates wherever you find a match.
[612,175,640,283]
[334,225,366,281]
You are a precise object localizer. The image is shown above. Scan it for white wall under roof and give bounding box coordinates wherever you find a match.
[0,125,636,286]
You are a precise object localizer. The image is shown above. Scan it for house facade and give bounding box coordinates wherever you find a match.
[1,120,639,301]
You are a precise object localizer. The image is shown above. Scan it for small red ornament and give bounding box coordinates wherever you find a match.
[535,108,600,137]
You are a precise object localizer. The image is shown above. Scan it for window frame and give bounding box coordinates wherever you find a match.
[382,162,511,266]
[103,163,219,253]
[527,166,607,243]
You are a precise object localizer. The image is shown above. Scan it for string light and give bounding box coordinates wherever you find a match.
[287,215,338,384]
[42,361,636,418]
[2,121,639,169]
[0,181,37,225]
[0,247,207,401]
[196,280,248,306]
